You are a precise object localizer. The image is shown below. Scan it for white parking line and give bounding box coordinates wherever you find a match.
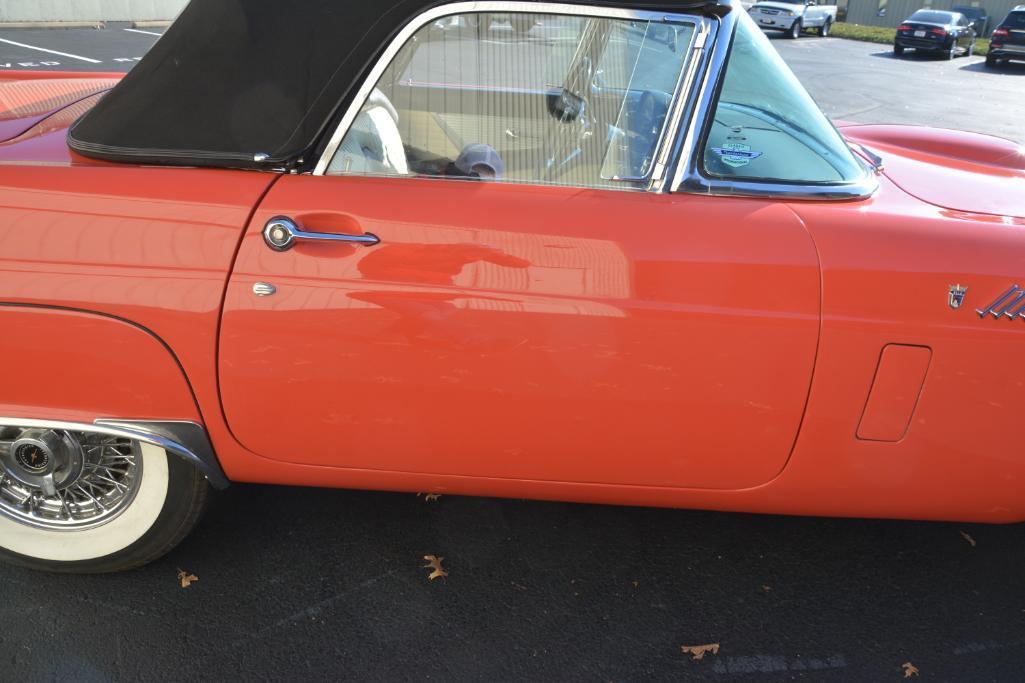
[0,37,101,64]
[123,28,163,37]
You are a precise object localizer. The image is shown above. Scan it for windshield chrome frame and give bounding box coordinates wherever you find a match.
[669,8,879,201]
[312,0,714,193]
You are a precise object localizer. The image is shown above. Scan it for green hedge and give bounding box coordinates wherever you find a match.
[831,21,990,56]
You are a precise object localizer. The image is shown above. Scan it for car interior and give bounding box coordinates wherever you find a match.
[327,13,694,190]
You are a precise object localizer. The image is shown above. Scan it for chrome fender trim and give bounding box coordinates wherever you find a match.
[0,417,230,490]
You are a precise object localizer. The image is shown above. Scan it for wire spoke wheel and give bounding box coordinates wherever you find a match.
[0,429,144,531]
[0,422,211,573]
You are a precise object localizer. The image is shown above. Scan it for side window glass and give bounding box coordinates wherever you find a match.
[326,12,696,190]
[701,18,865,184]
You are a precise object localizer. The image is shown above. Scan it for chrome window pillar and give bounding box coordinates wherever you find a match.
[648,17,716,192]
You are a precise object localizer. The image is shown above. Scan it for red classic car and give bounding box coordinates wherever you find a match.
[0,0,1023,573]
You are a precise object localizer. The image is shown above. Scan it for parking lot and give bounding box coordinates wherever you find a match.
[0,25,160,72]
[768,31,1025,144]
[3,22,1025,682]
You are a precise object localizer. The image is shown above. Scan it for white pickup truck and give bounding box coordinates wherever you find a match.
[748,0,838,38]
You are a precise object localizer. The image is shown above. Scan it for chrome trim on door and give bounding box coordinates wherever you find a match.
[263,217,380,251]
[0,417,229,489]
[312,0,714,193]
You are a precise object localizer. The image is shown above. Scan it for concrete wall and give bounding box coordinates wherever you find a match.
[845,0,1022,30]
[0,0,188,23]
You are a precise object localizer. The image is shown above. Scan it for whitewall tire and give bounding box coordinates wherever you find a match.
[0,436,211,573]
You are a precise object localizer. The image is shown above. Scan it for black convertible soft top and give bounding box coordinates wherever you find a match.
[68,0,725,170]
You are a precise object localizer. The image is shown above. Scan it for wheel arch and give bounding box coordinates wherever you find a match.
[0,303,228,488]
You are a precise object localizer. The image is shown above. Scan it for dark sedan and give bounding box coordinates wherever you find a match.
[893,9,977,59]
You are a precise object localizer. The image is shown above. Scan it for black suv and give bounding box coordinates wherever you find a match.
[987,6,1025,67]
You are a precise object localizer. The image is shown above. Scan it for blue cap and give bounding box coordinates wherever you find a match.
[454,144,505,178]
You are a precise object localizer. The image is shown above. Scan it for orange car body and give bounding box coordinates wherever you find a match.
[1,70,1023,523]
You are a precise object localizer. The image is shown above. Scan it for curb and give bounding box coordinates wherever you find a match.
[0,20,172,30]
[0,21,103,29]
[829,32,991,57]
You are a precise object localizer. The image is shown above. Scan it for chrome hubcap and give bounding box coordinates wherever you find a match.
[0,428,143,530]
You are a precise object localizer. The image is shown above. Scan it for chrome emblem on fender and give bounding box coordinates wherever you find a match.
[976,284,1025,319]
[948,284,968,310]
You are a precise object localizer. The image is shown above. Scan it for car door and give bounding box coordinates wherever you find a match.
[218,6,822,491]
[964,16,976,46]
[805,1,822,27]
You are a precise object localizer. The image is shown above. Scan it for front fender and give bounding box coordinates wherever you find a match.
[0,305,227,487]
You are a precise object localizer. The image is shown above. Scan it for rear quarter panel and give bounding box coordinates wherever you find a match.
[0,156,277,478]
[0,306,199,424]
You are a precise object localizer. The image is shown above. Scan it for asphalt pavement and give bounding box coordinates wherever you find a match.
[7,487,1025,680]
[0,25,161,72]
[768,31,1025,144]
[3,23,1025,682]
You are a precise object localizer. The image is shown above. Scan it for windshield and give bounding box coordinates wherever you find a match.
[1005,11,1025,29]
[701,17,865,184]
[909,10,956,23]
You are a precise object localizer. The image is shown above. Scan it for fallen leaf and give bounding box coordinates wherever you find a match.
[681,643,720,660]
[632,581,640,588]
[416,493,442,502]
[423,555,448,581]
[177,569,198,589]
[902,662,919,678]
[960,531,977,547]
[762,585,772,592]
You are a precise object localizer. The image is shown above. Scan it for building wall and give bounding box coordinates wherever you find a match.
[844,0,1021,30]
[0,0,188,23]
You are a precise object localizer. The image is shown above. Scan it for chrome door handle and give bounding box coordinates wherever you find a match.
[263,216,380,252]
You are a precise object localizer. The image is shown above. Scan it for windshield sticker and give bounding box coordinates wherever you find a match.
[712,142,764,168]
